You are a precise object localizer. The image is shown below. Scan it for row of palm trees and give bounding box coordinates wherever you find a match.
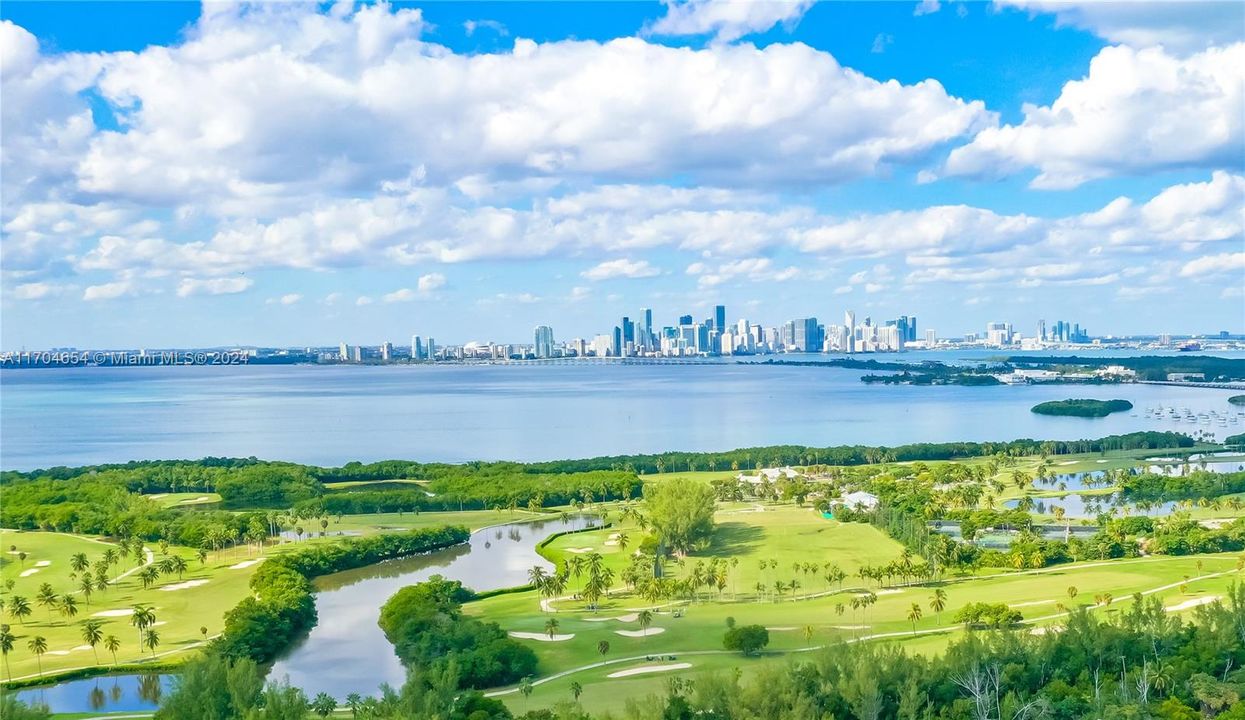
[0,603,165,679]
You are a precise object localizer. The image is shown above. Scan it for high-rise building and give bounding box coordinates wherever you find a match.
[844,311,856,353]
[533,325,554,358]
[339,342,349,361]
[425,338,436,360]
[678,314,693,326]
[713,305,726,332]
[352,346,363,362]
[410,335,424,360]
[380,342,392,362]
[792,317,821,352]
[925,329,937,346]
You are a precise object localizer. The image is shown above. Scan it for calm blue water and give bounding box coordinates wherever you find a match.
[2,359,1242,470]
[13,673,174,714]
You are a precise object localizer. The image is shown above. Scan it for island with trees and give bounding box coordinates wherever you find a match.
[1031,398,1135,417]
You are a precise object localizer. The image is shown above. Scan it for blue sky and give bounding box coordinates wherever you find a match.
[1,0,1242,349]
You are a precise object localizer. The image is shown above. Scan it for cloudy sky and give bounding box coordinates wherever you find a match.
[1,0,1242,348]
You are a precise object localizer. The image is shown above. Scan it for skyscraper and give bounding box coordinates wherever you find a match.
[533,325,554,358]
[410,335,423,360]
[679,314,693,326]
[713,305,726,332]
[844,311,856,353]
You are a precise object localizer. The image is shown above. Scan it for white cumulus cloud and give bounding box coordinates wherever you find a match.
[581,258,662,281]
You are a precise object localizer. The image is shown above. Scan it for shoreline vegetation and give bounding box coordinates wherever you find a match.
[1030,399,1134,418]
[5,430,1245,720]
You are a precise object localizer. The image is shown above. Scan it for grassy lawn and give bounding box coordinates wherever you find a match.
[1,529,259,683]
[0,508,532,685]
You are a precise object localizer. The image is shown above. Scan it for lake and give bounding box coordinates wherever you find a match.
[2,358,1242,471]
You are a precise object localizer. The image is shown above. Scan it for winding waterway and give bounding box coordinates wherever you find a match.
[15,515,593,714]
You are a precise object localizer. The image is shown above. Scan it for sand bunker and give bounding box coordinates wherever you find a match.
[766,626,798,631]
[160,579,209,591]
[1165,596,1220,612]
[608,663,692,678]
[34,560,51,567]
[19,569,40,577]
[509,631,574,642]
[876,589,903,595]
[565,547,595,554]
[615,628,665,638]
[229,559,262,570]
[584,613,639,623]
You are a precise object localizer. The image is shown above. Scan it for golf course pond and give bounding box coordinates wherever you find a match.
[14,514,596,713]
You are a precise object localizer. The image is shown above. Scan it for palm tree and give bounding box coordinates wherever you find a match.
[8,595,31,625]
[1067,586,1079,604]
[801,624,815,649]
[143,628,161,657]
[545,617,560,640]
[616,532,629,553]
[930,588,947,625]
[70,552,90,574]
[35,584,57,620]
[81,619,104,664]
[79,575,94,605]
[60,595,79,621]
[197,548,208,566]
[131,605,155,647]
[345,693,363,718]
[637,609,653,640]
[27,635,48,676]
[0,627,13,681]
[570,680,583,701]
[104,635,121,666]
[311,692,337,718]
[907,603,923,635]
[169,556,189,580]
[519,677,534,713]
[597,640,610,658]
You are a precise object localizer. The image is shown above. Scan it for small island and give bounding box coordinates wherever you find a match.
[1230,395,1245,406]
[1031,398,1134,417]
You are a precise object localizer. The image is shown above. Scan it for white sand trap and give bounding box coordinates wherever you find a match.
[151,621,167,627]
[1059,461,1077,465]
[1010,599,1056,608]
[608,533,620,540]
[47,650,72,656]
[832,625,869,630]
[1095,460,1109,463]
[35,560,51,567]
[229,559,262,570]
[160,579,209,591]
[184,496,212,503]
[148,494,168,499]
[1165,596,1220,612]
[19,569,40,577]
[509,631,574,642]
[584,613,639,623]
[766,626,798,631]
[565,547,595,554]
[71,645,93,651]
[876,589,903,595]
[615,628,665,638]
[93,608,135,617]
[608,663,692,679]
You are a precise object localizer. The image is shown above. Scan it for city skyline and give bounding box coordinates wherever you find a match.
[2,1,1243,349]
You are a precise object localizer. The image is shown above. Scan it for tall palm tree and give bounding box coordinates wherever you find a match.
[81,619,104,664]
[0,627,13,681]
[8,595,31,625]
[35,584,57,620]
[27,635,47,676]
[60,595,79,621]
[544,617,560,640]
[143,628,161,657]
[104,635,121,666]
[930,588,947,625]
[637,609,653,640]
[907,603,923,635]
[79,576,95,605]
[597,640,610,658]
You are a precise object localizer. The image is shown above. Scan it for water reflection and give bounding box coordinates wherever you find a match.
[269,514,595,699]
[13,673,174,714]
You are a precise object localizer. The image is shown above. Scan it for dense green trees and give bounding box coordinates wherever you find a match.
[1031,399,1134,417]
[722,624,769,655]
[216,526,469,663]
[378,576,538,690]
[644,478,716,556]
[215,466,322,509]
